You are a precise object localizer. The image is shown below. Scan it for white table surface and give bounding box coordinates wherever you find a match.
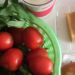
[40,0,75,56]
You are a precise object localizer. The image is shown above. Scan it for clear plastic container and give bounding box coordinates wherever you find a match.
[23,0,56,17]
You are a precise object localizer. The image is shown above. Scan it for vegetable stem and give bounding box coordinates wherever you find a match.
[19,66,31,75]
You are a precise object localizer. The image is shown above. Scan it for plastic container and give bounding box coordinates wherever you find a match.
[23,0,56,17]
[2,11,62,75]
[26,13,62,75]
[5,11,62,75]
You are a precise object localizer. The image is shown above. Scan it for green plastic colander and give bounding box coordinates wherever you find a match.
[0,1,62,75]
[26,12,62,75]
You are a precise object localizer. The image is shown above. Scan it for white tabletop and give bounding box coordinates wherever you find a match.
[40,0,75,56]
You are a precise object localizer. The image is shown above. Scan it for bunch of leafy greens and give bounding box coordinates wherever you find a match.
[0,0,34,29]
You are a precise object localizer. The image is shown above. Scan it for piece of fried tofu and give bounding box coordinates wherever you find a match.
[67,12,75,42]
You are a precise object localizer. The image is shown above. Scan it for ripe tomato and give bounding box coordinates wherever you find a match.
[0,48,23,71]
[27,56,53,75]
[0,32,13,51]
[23,27,44,49]
[7,27,24,45]
[27,48,48,58]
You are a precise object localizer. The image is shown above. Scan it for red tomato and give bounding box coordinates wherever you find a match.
[36,74,49,75]
[0,48,23,71]
[7,27,24,45]
[27,56,53,75]
[0,32,13,51]
[23,27,44,49]
[27,48,48,58]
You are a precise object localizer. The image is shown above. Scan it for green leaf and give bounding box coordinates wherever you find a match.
[0,4,18,17]
[0,15,10,22]
[7,21,26,28]
[10,0,18,3]
[0,18,8,31]
[0,0,8,10]
[19,66,32,75]
[12,4,30,20]
[0,8,9,16]
[3,0,8,8]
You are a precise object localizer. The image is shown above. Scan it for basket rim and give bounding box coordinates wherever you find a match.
[28,12,62,75]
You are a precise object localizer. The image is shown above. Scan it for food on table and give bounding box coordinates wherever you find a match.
[7,27,24,45]
[0,26,53,75]
[0,32,14,51]
[0,0,54,74]
[0,48,23,71]
[27,55,53,75]
[26,48,48,58]
[62,62,75,75]
[66,12,75,42]
[23,27,44,49]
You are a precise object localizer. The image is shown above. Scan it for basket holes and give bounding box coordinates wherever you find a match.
[32,24,38,28]
[48,54,55,62]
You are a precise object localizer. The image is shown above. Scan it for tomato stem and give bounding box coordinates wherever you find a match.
[19,66,31,75]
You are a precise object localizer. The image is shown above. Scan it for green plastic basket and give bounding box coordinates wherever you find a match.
[0,2,62,75]
[26,12,62,75]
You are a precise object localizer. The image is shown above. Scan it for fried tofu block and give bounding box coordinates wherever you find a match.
[67,12,75,42]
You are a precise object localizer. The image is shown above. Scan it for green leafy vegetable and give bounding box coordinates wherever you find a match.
[0,0,8,10]
[0,0,32,30]
[10,0,18,3]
